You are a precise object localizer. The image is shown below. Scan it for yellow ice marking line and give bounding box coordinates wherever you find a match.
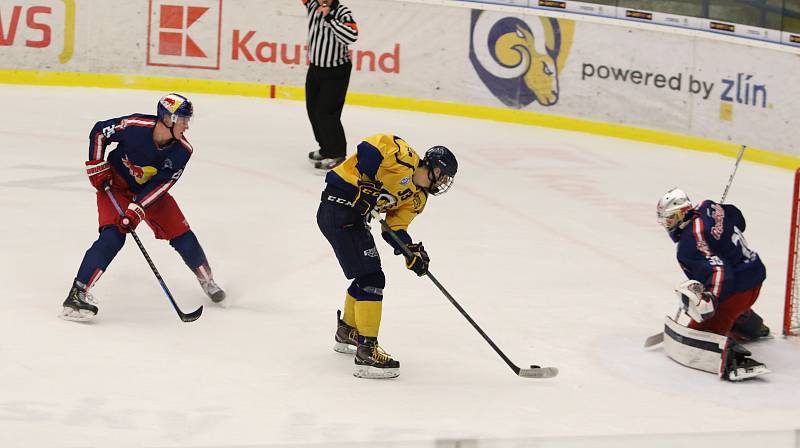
[1,70,798,170]
[59,0,75,64]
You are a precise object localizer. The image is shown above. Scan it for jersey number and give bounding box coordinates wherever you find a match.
[731,226,756,261]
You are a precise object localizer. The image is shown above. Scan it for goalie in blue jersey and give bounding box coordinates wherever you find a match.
[656,188,769,381]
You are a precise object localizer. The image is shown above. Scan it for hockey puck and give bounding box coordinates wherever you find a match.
[530,365,541,369]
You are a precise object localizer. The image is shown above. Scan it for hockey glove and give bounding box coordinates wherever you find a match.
[86,160,112,191]
[352,179,383,216]
[675,279,717,322]
[404,242,430,276]
[117,202,146,233]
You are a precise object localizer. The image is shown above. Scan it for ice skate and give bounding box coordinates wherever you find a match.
[308,150,325,164]
[724,343,770,381]
[60,281,98,322]
[333,310,358,354]
[353,337,399,379]
[313,156,345,173]
[200,278,227,306]
[731,310,772,342]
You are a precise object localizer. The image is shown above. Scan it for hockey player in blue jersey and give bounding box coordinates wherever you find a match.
[657,188,769,380]
[61,93,226,321]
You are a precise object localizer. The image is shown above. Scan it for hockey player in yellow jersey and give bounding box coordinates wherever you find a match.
[316,133,458,378]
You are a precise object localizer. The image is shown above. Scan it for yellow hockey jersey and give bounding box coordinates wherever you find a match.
[329,133,428,232]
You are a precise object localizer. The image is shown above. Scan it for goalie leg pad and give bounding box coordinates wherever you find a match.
[664,316,770,381]
[664,315,730,376]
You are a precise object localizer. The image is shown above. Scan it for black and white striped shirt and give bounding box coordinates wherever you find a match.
[303,0,358,67]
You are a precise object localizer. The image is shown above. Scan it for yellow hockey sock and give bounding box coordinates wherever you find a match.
[343,294,356,327]
[354,300,382,338]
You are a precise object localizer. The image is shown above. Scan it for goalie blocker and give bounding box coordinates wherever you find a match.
[663,316,769,381]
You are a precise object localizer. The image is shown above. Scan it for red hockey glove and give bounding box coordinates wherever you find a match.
[117,202,145,233]
[404,242,430,277]
[85,160,112,191]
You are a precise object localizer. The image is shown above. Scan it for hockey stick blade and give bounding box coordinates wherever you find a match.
[517,365,559,379]
[644,309,681,348]
[643,332,664,348]
[180,305,204,323]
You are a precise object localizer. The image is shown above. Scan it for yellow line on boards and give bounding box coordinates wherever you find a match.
[1,70,797,170]
[0,71,272,97]
[59,0,76,64]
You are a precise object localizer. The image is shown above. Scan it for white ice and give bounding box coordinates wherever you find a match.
[0,85,798,447]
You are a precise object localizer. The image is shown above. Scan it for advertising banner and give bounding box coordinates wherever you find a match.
[1,0,797,156]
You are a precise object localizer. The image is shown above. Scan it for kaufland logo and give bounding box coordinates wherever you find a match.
[147,0,222,70]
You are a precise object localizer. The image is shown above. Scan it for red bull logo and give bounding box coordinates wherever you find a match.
[122,156,157,184]
[122,156,145,178]
[159,96,181,113]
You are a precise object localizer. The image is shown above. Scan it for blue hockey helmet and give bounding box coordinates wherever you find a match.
[157,93,193,126]
[423,146,458,196]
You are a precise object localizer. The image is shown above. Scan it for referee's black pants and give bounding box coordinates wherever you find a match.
[305,62,352,159]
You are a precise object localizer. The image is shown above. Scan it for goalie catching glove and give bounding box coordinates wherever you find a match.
[352,179,383,216]
[675,279,717,322]
[404,242,430,276]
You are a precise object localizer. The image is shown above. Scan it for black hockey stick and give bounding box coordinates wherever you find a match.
[104,187,203,323]
[371,210,557,378]
[644,144,746,348]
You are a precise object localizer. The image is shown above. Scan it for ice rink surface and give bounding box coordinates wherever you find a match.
[0,86,798,447]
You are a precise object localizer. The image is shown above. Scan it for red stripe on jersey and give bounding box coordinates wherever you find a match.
[125,118,156,127]
[693,218,710,256]
[711,266,724,297]
[139,180,175,208]
[179,138,193,154]
[92,132,105,160]
[693,217,725,297]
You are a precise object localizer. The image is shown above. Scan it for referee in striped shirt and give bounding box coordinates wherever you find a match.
[303,0,359,171]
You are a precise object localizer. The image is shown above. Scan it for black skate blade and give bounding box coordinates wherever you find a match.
[517,366,558,379]
[180,305,203,322]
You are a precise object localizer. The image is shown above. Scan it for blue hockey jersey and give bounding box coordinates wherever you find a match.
[674,200,766,302]
[88,114,192,209]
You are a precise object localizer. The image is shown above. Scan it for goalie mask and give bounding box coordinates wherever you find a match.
[422,146,458,196]
[657,188,693,241]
